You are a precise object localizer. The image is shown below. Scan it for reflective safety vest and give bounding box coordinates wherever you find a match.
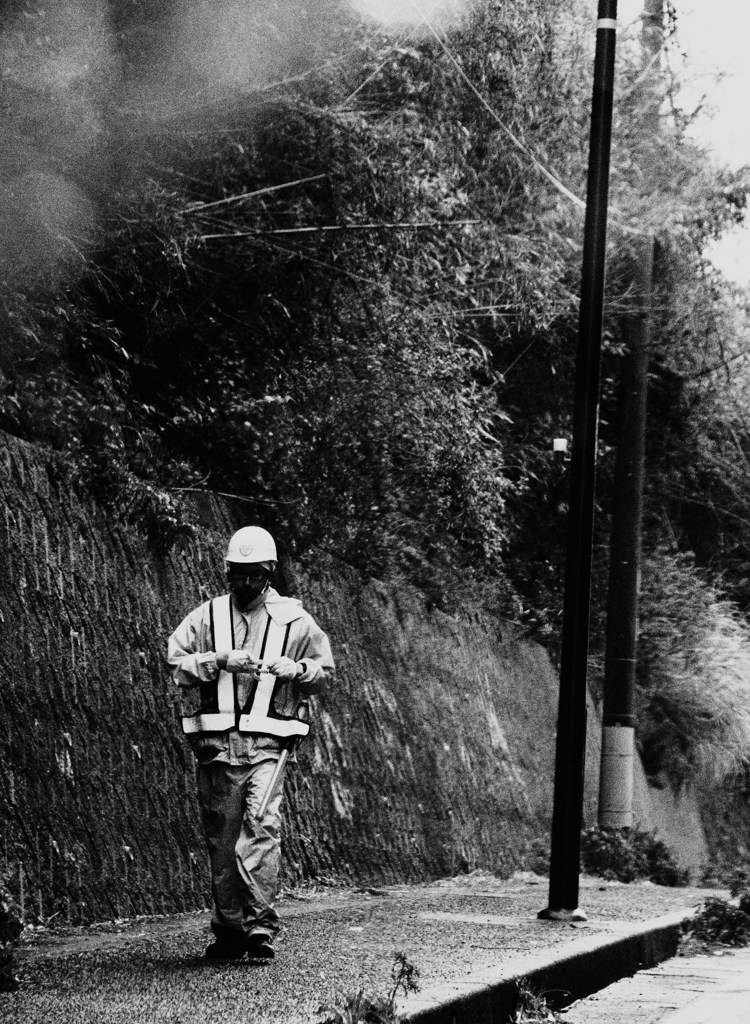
[181,594,311,740]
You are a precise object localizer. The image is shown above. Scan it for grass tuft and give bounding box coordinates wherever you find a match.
[317,951,420,1024]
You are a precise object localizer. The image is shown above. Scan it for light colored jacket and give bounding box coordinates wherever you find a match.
[168,587,334,764]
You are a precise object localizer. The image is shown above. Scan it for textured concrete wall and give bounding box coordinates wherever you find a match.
[0,434,235,922]
[0,431,703,924]
[284,566,575,884]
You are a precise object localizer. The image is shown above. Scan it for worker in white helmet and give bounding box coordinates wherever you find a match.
[167,526,334,961]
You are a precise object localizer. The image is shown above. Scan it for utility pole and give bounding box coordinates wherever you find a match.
[539,0,619,922]
[597,243,651,825]
[598,0,662,828]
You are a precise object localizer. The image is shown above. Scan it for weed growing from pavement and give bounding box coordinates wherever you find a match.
[318,951,419,1024]
[511,980,566,1022]
[681,869,750,951]
[580,825,689,886]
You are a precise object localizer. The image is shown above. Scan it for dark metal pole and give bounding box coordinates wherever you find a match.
[598,0,661,830]
[540,0,619,921]
[598,241,652,826]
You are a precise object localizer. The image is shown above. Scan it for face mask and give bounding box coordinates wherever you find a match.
[227,567,269,608]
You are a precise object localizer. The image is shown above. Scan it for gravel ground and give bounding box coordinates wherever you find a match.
[4,872,724,1024]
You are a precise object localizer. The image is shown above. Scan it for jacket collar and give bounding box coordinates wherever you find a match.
[230,587,304,625]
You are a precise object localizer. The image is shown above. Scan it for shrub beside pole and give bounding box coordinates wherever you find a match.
[539,0,619,921]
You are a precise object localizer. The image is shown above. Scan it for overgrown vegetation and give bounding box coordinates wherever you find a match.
[318,951,420,1024]
[682,871,750,950]
[580,825,689,886]
[0,872,23,992]
[1,2,750,785]
[637,549,750,787]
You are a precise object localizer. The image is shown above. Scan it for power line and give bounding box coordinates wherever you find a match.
[414,2,646,239]
[199,218,481,240]
[185,175,327,215]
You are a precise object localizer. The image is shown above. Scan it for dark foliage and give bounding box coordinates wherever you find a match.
[0,1,748,662]
[580,825,689,886]
[687,895,750,948]
[0,872,23,992]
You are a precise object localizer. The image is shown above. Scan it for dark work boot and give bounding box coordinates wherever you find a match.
[205,937,247,961]
[245,930,275,960]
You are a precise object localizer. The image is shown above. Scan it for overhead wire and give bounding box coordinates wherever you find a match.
[198,219,482,240]
[184,175,327,215]
[188,8,646,245]
[335,24,414,108]
[186,7,659,375]
[412,0,646,239]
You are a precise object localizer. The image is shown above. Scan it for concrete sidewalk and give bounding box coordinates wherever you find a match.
[5,873,730,1024]
[564,946,750,1024]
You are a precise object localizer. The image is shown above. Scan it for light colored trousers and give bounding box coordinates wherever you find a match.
[197,759,286,941]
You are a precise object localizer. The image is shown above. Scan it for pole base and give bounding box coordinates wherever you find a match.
[537,906,588,922]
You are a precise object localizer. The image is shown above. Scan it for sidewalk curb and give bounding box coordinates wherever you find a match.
[400,906,698,1024]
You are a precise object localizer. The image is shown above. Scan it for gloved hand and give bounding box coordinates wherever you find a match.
[216,650,261,674]
[266,656,303,681]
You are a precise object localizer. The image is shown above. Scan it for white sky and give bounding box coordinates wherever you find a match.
[621,0,750,284]
[665,3,748,166]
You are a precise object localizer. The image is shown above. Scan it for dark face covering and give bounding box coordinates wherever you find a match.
[227,565,270,610]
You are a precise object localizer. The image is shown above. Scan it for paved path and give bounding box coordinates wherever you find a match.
[1,873,733,1024]
[563,946,750,1024]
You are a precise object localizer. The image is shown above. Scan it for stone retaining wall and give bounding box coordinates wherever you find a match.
[0,431,703,924]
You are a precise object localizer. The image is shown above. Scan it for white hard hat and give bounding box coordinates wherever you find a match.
[225,526,277,565]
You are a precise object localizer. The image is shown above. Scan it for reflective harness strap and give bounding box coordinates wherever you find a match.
[181,595,236,734]
[238,617,310,739]
[181,597,311,739]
